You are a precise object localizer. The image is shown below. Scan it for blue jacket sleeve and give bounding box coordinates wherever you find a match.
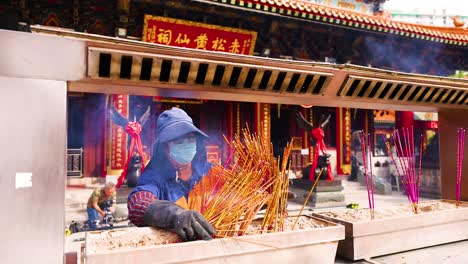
[128,167,161,201]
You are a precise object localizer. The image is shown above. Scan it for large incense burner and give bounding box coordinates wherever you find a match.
[85,216,343,264]
[85,129,345,263]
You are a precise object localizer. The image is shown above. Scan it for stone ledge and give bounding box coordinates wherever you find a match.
[315,185,344,192]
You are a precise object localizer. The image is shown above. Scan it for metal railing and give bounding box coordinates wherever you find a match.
[67,148,83,177]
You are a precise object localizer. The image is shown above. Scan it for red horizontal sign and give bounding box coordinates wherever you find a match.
[142,15,257,55]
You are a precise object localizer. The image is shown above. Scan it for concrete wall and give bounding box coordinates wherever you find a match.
[0,29,85,81]
[0,76,67,264]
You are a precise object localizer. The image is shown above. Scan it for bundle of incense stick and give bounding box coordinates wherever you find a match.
[359,131,375,218]
[456,128,466,206]
[385,127,423,214]
[261,138,293,233]
[201,127,293,236]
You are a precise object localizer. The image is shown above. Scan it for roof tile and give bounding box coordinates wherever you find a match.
[241,0,467,44]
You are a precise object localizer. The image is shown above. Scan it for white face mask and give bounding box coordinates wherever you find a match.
[168,136,197,165]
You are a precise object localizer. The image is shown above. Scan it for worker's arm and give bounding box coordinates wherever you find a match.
[92,201,106,217]
[128,190,158,226]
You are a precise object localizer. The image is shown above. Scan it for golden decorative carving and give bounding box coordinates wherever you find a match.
[261,103,270,146]
[344,108,351,164]
[291,137,303,150]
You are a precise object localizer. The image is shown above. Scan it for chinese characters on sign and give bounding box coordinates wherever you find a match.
[111,94,128,170]
[143,15,257,55]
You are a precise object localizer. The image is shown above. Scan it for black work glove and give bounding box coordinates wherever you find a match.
[144,200,216,241]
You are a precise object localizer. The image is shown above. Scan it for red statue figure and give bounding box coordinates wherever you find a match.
[296,111,333,181]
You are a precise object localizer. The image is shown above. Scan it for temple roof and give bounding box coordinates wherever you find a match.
[203,0,467,46]
[17,26,468,112]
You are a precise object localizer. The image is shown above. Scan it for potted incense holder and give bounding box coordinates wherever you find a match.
[313,200,468,260]
[329,128,468,260]
[84,215,344,264]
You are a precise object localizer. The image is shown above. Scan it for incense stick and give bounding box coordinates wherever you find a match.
[359,131,375,218]
[456,128,466,206]
[201,125,294,236]
[291,168,324,230]
[387,127,423,213]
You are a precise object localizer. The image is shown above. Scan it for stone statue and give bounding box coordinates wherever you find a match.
[109,104,151,188]
[126,152,143,187]
[296,111,333,181]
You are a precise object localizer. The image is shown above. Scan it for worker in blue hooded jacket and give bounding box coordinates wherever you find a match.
[127,107,218,241]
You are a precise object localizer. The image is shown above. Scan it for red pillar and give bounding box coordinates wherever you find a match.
[396,111,414,129]
[107,94,129,176]
[83,94,107,177]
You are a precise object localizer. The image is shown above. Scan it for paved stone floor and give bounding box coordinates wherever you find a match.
[65,177,468,263]
[367,240,468,264]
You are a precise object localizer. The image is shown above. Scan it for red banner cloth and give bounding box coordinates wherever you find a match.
[310,128,333,181]
[116,122,146,188]
[143,15,257,55]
